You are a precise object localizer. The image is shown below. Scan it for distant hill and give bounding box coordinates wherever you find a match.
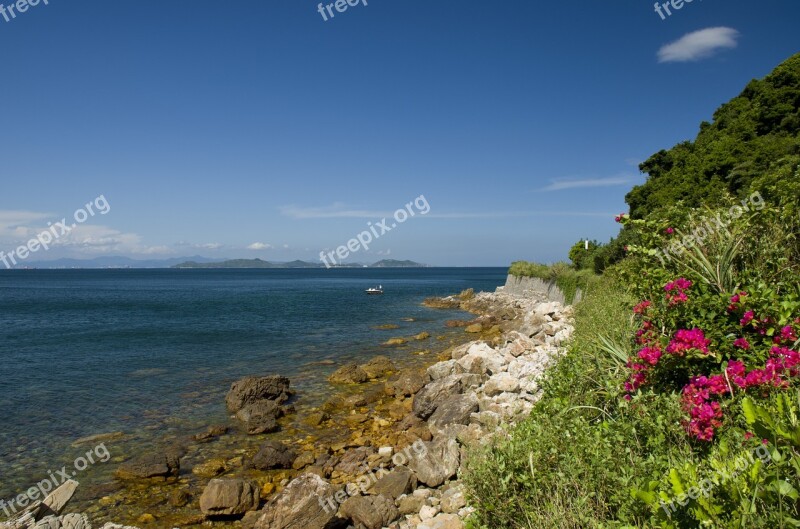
[371,259,426,268]
[172,259,325,269]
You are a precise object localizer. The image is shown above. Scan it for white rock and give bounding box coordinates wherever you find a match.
[419,505,440,520]
[483,373,520,396]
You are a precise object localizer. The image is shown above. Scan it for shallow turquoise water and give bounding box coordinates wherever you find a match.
[0,267,505,499]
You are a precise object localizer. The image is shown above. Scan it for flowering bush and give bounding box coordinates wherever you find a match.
[617,205,800,442]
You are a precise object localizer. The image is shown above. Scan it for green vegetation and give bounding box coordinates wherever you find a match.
[464,53,800,528]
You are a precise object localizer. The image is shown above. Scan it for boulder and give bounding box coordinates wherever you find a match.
[428,394,479,427]
[255,473,341,529]
[236,400,284,434]
[199,479,260,516]
[59,514,91,529]
[456,343,506,375]
[115,449,182,480]
[248,441,297,470]
[426,360,464,381]
[194,425,229,442]
[369,467,417,499]
[412,375,464,420]
[483,373,521,396]
[407,437,460,487]
[383,337,407,346]
[339,494,399,529]
[385,370,425,397]
[226,375,291,413]
[329,364,369,384]
[360,356,395,379]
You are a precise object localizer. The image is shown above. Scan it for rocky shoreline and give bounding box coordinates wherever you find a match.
[3,282,574,529]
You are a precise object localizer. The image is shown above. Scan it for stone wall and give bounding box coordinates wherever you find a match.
[497,274,582,305]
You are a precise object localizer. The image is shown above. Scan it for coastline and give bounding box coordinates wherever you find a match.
[3,275,574,529]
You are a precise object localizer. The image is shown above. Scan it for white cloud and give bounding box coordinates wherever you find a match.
[658,27,739,63]
[541,176,635,192]
[247,242,272,250]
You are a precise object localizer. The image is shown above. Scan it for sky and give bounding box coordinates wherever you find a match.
[0,0,798,267]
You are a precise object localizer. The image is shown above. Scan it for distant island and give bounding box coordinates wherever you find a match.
[172,258,427,269]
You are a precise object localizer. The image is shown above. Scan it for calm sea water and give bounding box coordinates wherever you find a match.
[0,267,505,499]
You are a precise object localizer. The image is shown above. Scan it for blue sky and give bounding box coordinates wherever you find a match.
[0,0,798,266]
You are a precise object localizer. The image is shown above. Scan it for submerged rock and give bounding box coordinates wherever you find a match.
[115,449,182,480]
[360,355,395,379]
[329,364,369,384]
[247,441,297,470]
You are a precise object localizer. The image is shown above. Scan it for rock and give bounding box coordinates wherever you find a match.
[428,394,479,427]
[36,479,80,517]
[465,324,482,333]
[115,450,181,480]
[483,373,521,396]
[412,375,465,420]
[378,446,393,458]
[255,473,340,529]
[398,494,425,515]
[32,517,61,529]
[361,355,396,379]
[383,338,407,346]
[414,332,431,340]
[248,441,297,470]
[241,511,260,529]
[340,494,399,529]
[420,505,439,520]
[192,458,227,478]
[169,489,192,508]
[445,320,470,328]
[385,371,425,397]
[329,364,369,384]
[423,297,461,309]
[456,343,506,375]
[236,400,283,435]
[199,479,260,516]
[373,324,400,330]
[334,446,375,476]
[60,514,91,529]
[292,451,316,470]
[407,438,460,487]
[303,411,330,427]
[418,513,464,529]
[426,360,464,381]
[194,425,228,442]
[369,467,417,499]
[226,375,291,413]
[440,486,466,513]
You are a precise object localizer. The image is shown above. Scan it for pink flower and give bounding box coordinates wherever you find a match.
[633,300,651,315]
[781,326,797,343]
[615,213,627,223]
[667,328,711,356]
[733,337,751,350]
[637,346,663,366]
[740,311,755,326]
[666,227,675,235]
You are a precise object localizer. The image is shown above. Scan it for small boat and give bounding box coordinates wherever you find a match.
[365,285,384,295]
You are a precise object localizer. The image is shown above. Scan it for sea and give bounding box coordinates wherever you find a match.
[0,267,506,503]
